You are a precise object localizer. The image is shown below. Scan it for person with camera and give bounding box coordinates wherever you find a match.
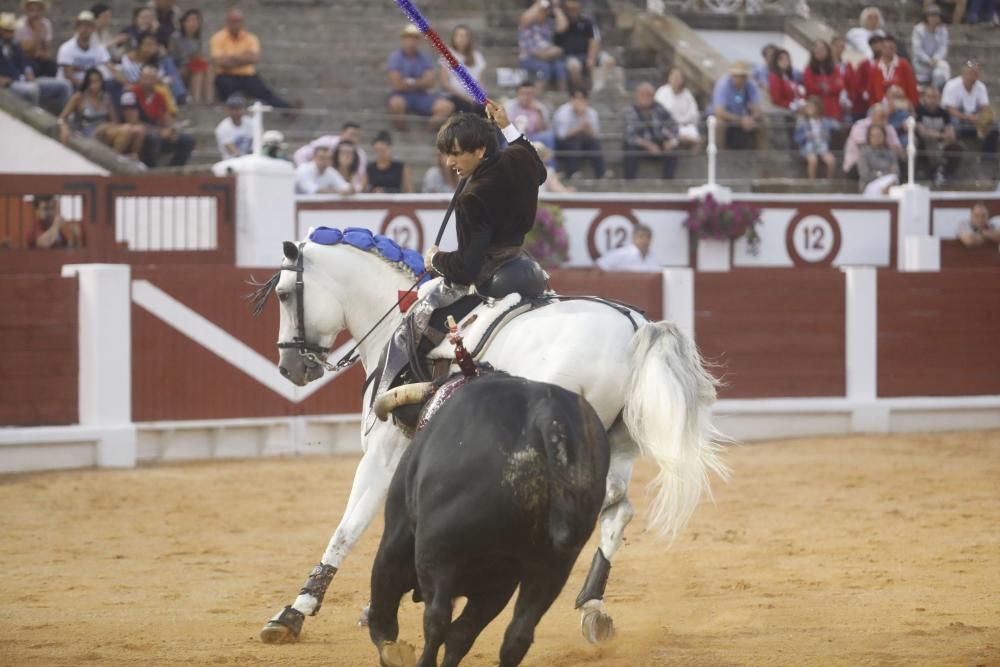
[518,0,569,91]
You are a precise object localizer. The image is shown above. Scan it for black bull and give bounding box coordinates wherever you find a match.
[369,374,611,667]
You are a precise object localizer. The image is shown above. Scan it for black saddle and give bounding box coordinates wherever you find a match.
[477,255,547,299]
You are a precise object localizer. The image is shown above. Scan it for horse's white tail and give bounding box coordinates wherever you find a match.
[623,321,729,543]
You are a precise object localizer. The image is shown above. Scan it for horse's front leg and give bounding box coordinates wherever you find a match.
[260,421,409,644]
[576,419,637,644]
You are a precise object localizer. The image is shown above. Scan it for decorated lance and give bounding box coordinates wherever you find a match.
[393,0,488,105]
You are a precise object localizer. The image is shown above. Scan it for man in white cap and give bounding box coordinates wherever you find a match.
[1,11,71,114]
[14,0,56,77]
[215,93,254,159]
[712,60,766,150]
[56,10,116,86]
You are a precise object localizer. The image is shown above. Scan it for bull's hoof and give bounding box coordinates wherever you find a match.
[259,606,304,644]
[580,599,615,644]
[378,640,416,667]
[356,601,371,627]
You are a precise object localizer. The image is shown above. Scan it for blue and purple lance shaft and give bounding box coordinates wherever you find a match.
[394,0,489,106]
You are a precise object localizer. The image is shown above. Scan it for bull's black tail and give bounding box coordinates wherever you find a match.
[538,390,608,552]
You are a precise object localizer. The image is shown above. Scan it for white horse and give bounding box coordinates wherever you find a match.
[256,234,727,645]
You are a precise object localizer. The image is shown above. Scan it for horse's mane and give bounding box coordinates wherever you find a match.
[245,227,427,318]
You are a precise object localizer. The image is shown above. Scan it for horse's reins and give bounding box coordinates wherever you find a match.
[282,179,468,372]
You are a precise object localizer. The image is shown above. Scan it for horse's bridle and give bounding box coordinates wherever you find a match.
[276,242,338,370]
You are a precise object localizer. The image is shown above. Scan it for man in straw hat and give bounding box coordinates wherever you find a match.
[712,60,766,150]
[14,0,56,77]
[56,10,118,87]
[387,24,455,130]
[1,11,71,114]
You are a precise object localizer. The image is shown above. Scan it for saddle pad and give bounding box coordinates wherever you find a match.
[426,292,526,361]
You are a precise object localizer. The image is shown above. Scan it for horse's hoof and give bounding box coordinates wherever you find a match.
[580,600,615,644]
[259,621,297,644]
[357,602,371,627]
[378,640,416,667]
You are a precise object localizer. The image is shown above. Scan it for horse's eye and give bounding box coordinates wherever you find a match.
[277,292,290,302]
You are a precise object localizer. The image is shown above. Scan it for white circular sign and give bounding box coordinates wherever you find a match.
[791,215,835,263]
[383,215,421,250]
[591,215,634,259]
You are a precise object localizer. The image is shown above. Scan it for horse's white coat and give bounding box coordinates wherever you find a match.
[270,241,726,621]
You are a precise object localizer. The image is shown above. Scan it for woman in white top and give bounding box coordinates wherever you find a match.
[654,67,701,146]
[438,25,487,114]
[845,7,885,60]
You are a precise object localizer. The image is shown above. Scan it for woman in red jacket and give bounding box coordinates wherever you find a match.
[768,49,802,110]
[803,39,845,122]
[867,36,920,108]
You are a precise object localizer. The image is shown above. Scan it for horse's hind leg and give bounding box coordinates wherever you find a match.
[440,574,519,667]
[260,423,408,644]
[499,564,574,667]
[576,418,637,644]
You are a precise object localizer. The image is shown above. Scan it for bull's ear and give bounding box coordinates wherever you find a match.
[283,241,299,262]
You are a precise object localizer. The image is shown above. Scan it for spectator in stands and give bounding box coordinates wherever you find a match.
[58,67,143,159]
[942,61,998,156]
[885,84,914,148]
[422,153,460,194]
[966,0,998,22]
[293,122,368,190]
[843,104,904,175]
[505,79,555,147]
[26,195,82,249]
[295,146,351,195]
[518,0,569,91]
[122,7,157,52]
[795,97,838,180]
[851,34,883,119]
[121,64,195,167]
[911,5,950,90]
[915,85,961,185]
[91,4,128,62]
[56,11,118,88]
[768,48,804,111]
[858,124,899,194]
[386,24,454,131]
[927,0,967,25]
[803,39,845,123]
[535,142,575,193]
[556,0,620,93]
[210,8,292,108]
[364,131,413,194]
[120,31,186,106]
[753,44,778,91]
[151,0,180,49]
[654,67,701,147]
[596,224,658,272]
[868,36,919,108]
[169,9,210,104]
[262,130,290,161]
[830,35,860,121]
[439,25,486,114]
[553,88,606,178]
[333,141,363,194]
[1,12,71,115]
[622,82,679,179]
[15,0,56,77]
[215,93,253,159]
[846,7,885,60]
[957,202,1000,246]
[712,61,766,150]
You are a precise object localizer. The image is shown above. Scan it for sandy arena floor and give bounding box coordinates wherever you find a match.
[1,431,998,666]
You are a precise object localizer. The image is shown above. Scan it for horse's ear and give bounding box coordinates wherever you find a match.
[283,241,299,262]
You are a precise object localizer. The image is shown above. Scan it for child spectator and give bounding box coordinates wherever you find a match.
[655,67,701,146]
[768,48,803,110]
[911,5,950,90]
[868,36,919,108]
[215,94,253,159]
[518,0,569,91]
[26,195,82,249]
[795,97,838,179]
[858,124,899,194]
[803,40,845,122]
[364,131,413,194]
[169,9,210,104]
[15,0,56,77]
[915,85,961,185]
[843,104,905,174]
[884,85,914,148]
[553,88,606,178]
[58,67,144,159]
[386,24,454,130]
[438,25,485,114]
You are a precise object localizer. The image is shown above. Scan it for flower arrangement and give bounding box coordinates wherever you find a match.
[525,203,569,268]
[683,194,763,256]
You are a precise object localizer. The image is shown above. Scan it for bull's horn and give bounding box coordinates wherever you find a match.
[373,382,435,422]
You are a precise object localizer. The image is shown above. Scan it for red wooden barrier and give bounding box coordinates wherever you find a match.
[0,275,78,425]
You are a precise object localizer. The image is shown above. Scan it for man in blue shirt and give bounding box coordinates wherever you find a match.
[387,24,455,131]
[712,61,767,150]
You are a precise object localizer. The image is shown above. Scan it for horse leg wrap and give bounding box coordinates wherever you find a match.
[299,563,337,616]
[269,605,305,638]
[575,548,611,608]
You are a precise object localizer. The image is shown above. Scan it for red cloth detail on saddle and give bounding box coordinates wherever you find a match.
[398,290,418,313]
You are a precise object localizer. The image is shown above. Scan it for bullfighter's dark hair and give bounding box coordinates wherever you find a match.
[435,113,498,157]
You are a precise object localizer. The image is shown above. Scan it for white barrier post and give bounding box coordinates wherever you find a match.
[842,266,888,432]
[249,101,273,157]
[706,115,718,187]
[906,116,916,185]
[661,268,695,340]
[60,264,137,467]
